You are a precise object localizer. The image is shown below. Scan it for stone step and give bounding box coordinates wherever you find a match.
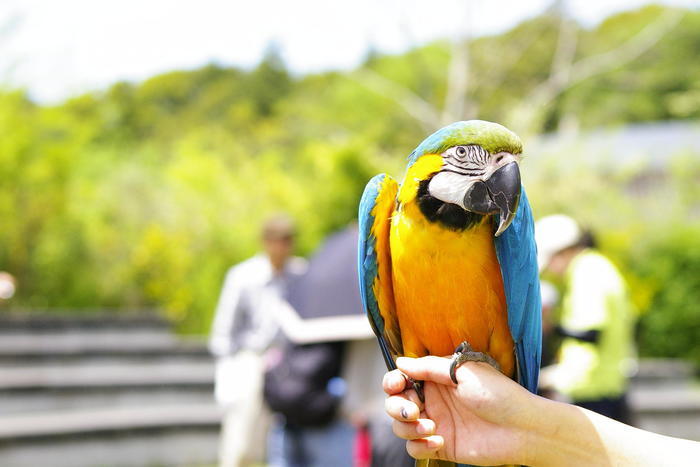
[0,359,216,414]
[0,331,209,361]
[0,403,222,441]
[0,403,221,467]
[631,359,696,384]
[0,404,222,466]
[629,384,700,414]
[0,312,170,332]
[632,392,700,441]
[0,428,220,467]
[0,385,215,415]
[0,313,223,466]
[635,412,700,441]
[628,382,700,441]
[0,353,213,368]
[0,361,215,391]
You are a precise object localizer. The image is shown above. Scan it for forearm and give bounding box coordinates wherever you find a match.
[524,395,700,466]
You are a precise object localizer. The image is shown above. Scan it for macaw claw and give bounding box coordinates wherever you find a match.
[449,340,501,384]
[403,374,425,404]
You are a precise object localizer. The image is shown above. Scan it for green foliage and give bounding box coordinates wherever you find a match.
[569,6,700,125]
[633,227,700,365]
[1,5,699,347]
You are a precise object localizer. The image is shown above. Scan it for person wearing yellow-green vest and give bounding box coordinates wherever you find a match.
[536,214,636,423]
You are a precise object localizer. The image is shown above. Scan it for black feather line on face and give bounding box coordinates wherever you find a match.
[417,175,483,231]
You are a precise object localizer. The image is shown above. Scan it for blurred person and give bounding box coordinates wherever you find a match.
[539,281,558,337]
[264,225,412,467]
[538,280,559,399]
[536,214,635,423]
[209,214,307,467]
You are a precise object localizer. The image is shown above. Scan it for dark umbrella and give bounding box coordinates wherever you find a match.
[288,224,363,319]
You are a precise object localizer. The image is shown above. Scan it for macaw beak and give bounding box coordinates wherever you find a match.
[462,161,521,236]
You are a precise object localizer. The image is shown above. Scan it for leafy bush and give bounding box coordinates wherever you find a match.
[1,5,700,341]
[632,228,700,366]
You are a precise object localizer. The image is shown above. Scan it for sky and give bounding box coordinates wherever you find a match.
[0,0,698,103]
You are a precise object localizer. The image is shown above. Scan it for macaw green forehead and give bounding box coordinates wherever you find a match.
[407,120,523,166]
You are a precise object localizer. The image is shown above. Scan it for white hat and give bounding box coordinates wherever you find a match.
[539,280,559,308]
[535,214,581,271]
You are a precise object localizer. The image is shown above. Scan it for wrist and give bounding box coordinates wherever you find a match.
[516,393,552,466]
[523,396,604,467]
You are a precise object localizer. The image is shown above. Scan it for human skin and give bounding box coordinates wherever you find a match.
[263,233,294,272]
[384,356,700,466]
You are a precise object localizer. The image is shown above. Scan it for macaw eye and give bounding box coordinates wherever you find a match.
[455,146,467,158]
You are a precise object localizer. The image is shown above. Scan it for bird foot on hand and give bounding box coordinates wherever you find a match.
[449,340,501,384]
[403,374,425,404]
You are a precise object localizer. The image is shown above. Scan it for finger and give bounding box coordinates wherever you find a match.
[396,356,456,386]
[383,370,425,412]
[383,369,408,395]
[392,418,436,440]
[405,436,445,460]
[385,394,420,421]
[402,383,425,413]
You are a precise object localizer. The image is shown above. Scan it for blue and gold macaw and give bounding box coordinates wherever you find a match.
[358,121,541,465]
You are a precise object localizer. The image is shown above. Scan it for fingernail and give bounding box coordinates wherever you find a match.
[426,436,443,449]
[416,421,432,435]
[400,407,408,419]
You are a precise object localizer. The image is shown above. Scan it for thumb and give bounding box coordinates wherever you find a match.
[396,356,456,386]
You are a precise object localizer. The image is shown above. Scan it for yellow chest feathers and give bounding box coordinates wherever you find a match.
[388,159,514,374]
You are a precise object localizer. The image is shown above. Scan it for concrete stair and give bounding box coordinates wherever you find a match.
[0,361,215,415]
[0,313,698,466]
[0,313,221,467]
[628,359,700,441]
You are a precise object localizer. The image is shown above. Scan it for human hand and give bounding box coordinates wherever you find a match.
[383,356,539,466]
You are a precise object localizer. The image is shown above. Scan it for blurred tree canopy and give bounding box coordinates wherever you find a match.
[1,5,699,366]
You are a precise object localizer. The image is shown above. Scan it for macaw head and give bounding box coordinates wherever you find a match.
[405,120,523,236]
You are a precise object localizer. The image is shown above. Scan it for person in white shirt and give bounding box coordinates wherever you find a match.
[209,215,307,467]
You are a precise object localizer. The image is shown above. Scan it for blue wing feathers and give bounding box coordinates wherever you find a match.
[358,174,397,371]
[358,174,384,334]
[494,188,542,393]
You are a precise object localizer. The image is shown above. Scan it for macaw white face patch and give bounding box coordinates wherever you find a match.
[442,145,489,177]
[427,171,475,209]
